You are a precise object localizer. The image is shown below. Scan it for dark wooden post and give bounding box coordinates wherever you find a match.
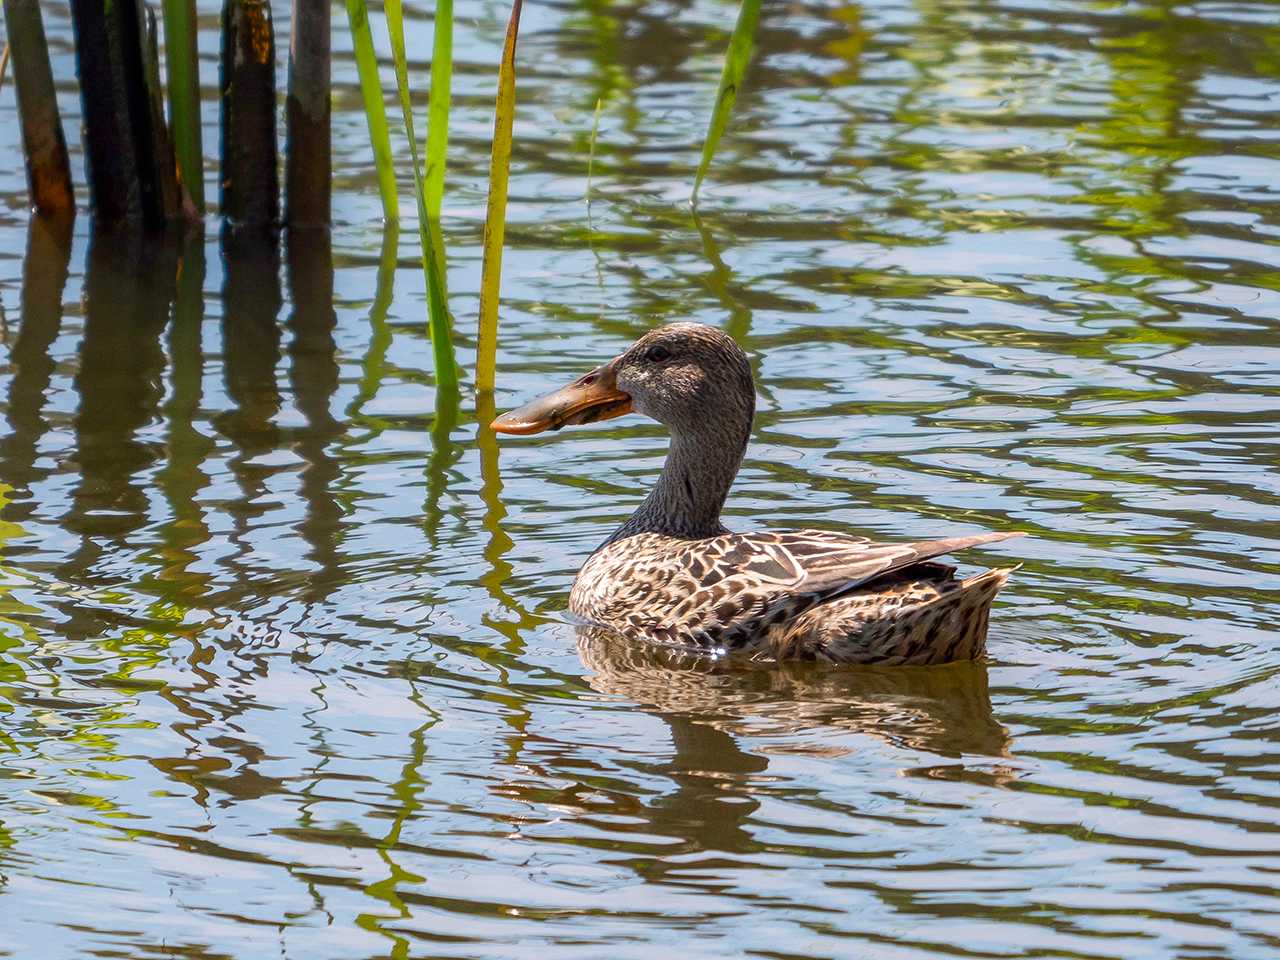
[221,0,280,227]
[2,0,74,218]
[69,0,136,222]
[69,0,175,226]
[286,0,331,227]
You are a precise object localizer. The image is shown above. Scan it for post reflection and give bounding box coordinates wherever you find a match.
[215,225,282,593]
[66,228,177,553]
[0,216,73,525]
[146,230,298,816]
[286,227,343,597]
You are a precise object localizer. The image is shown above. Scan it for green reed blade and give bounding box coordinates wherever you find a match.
[161,0,203,211]
[345,0,397,221]
[476,0,524,394]
[691,0,762,206]
[142,5,182,221]
[425,0,452,220]
[385,0,457,390]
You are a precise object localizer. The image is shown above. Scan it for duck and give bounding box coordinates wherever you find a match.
[492,322,1022,665]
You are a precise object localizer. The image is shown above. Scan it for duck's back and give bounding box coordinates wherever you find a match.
[769,563,1014,664]
[569,528,1020,663]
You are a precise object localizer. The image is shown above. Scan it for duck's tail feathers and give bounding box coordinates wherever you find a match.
[961,563,1021,592]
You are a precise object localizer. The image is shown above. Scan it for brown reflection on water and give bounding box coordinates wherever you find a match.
[577,627,1011,760]
[216,226,283,598]
[68,229,177,553]
[287,228,344,596]
[155,233,213,603]
[487,628,1014,882]
[642,714,769,868]
[1,217,72,523]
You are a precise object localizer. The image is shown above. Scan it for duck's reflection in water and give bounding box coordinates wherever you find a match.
[490,628,1017,878]
[576,625,1012,761]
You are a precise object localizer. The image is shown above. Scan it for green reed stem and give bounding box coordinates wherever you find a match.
[345,0,397,221]
[476,0,524,394]
[691,0,762,206]
[142,5,183,221]
[425,0,452,220]
[385,0,458,391]
[161,0,203,211]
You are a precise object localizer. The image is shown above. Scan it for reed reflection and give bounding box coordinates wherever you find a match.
[0,216,72,526]
[353,685,440,958]
[691,211,752,345]
[423,380,460,547]
[348,224,398,432]
[475,389,548,762]
[476,391,540,639]
[149,226,283,811]
[154,233,213,602]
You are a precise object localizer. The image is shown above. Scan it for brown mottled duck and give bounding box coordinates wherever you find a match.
[492,322,1022,665]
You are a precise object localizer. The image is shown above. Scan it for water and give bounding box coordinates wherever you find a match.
[1,0,1278,956]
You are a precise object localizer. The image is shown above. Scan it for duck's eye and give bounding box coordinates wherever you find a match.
[645,344,672,363]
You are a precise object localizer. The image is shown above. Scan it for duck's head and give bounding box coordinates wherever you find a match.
[491,322,754,436]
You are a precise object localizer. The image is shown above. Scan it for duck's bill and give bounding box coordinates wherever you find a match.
[491,365,632,435]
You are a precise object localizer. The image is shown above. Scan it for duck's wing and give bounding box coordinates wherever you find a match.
[650,529,1022,650]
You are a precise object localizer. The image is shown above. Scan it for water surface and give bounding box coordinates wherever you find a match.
[1,1,1279,957]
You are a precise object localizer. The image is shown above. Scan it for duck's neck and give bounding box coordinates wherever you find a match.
[608,414,752,544]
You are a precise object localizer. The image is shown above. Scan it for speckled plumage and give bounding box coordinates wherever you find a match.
[497,322,1021,664]
[569,529,1019,663]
